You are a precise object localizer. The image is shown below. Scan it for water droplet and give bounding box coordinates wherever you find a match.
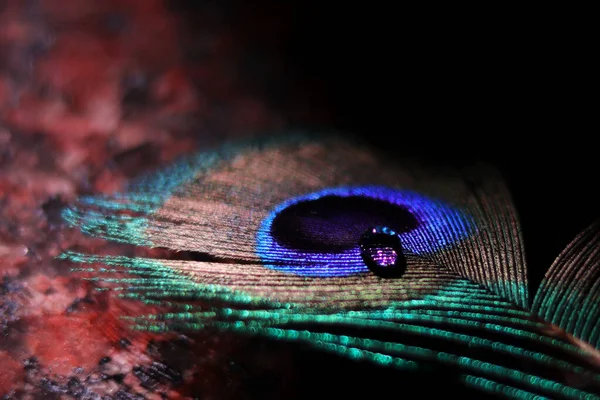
[359,226,406,278]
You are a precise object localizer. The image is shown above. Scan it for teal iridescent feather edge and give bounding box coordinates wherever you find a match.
[60,132,600,399]
[533,221,600,349]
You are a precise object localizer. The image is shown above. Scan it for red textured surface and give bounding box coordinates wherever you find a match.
[0,1,326,398]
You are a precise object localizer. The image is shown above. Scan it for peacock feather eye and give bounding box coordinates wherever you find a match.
[61,132,600,399]
[256,186,473,278]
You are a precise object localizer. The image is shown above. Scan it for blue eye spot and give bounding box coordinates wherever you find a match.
[255,186,474,277]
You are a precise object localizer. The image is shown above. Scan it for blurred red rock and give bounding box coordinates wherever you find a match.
[0,352,23,394]
[0,0,324,397]
[25,315,113,376]
[0,75,12,109]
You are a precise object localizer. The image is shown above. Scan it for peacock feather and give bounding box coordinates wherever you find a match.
[60,132,600,399]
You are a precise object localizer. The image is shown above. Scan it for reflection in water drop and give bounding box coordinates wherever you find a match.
[359,226,406,278]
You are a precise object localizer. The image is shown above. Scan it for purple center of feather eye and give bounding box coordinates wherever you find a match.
[270,195,419,252]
